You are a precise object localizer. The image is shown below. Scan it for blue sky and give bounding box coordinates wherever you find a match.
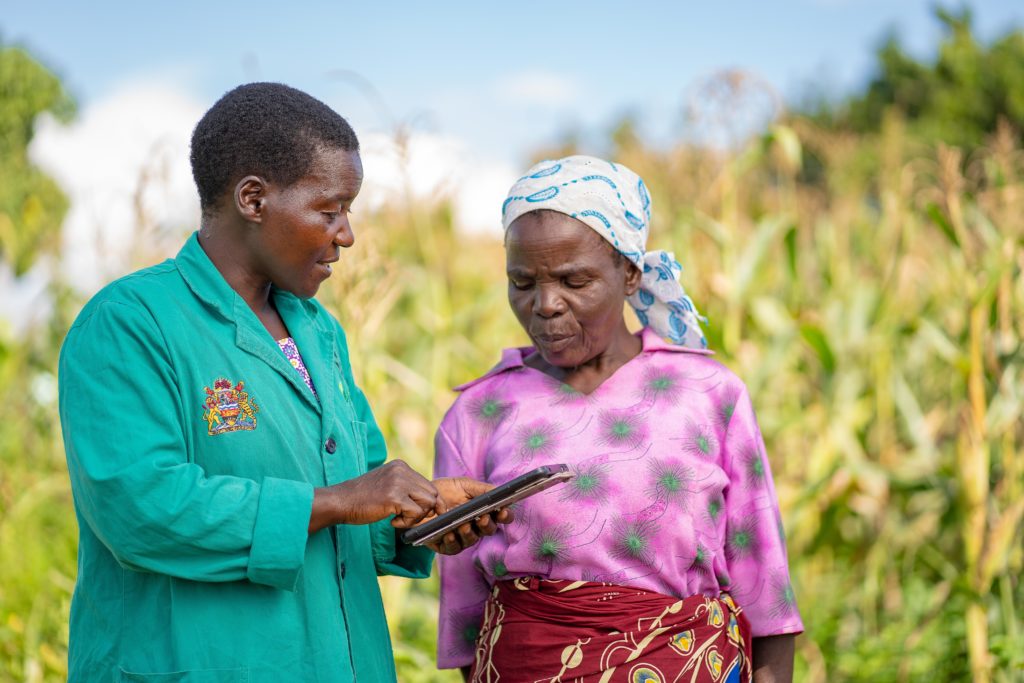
[5,1,1023,164]
[2,1,1022,319]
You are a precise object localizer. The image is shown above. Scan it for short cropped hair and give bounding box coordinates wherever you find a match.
[190,82,359,212]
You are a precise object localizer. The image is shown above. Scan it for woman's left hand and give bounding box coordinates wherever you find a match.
[426,477,515,555]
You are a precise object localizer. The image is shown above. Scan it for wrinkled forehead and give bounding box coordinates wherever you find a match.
[505,210,623,266]
[506,209,599,241]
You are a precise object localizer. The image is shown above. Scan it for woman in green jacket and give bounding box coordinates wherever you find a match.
[58,82,501,682]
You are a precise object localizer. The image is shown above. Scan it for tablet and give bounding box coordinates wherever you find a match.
[400,464,573,547]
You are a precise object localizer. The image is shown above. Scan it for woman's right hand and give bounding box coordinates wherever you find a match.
[308,460,444,533]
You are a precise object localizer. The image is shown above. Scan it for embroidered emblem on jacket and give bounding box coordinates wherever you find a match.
[202,378,259,435]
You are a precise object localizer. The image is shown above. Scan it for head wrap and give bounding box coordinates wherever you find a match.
[501,155,707,349]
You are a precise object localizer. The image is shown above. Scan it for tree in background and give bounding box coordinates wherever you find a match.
[0,42,75,277]
[808,7,1024,150]
[0,42,78,682]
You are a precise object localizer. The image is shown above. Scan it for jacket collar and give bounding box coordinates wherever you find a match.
[175,232,334,414]
[175,232,242,320]
[455,326,713,392]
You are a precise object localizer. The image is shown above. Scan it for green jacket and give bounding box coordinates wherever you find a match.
[58,233,432,682]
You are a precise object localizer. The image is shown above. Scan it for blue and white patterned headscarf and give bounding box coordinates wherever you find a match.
[502,155,707,349]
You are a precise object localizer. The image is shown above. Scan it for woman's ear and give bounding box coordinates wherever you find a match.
[235,175,267,223]
[624,262,642,296]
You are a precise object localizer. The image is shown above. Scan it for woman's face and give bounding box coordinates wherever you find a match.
[506,211,640,367]
[250,147,363,299]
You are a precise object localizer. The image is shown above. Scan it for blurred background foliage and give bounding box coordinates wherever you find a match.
[0,45,74,276]
[1,8,1022,682]
[806,7,1024,150]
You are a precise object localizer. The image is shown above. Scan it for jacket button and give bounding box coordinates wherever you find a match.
[324,438,337,454]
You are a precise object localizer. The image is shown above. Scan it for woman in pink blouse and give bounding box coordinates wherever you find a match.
[435,156,802,683]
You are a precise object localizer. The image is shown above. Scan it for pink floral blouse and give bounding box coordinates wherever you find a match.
[434,328,803,668]
[277,337,317,398]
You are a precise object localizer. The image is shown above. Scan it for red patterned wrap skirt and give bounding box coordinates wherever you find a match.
[469,577,752,683]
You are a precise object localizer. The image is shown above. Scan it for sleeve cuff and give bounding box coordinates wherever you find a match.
[750,620,805,638]
[246,477,314,590]
[371,517,434,578]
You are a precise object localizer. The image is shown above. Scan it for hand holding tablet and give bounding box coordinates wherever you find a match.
[403,465,574,548]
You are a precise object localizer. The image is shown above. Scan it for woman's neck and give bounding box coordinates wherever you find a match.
[526,325,642,395]
[197,226,286,338]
